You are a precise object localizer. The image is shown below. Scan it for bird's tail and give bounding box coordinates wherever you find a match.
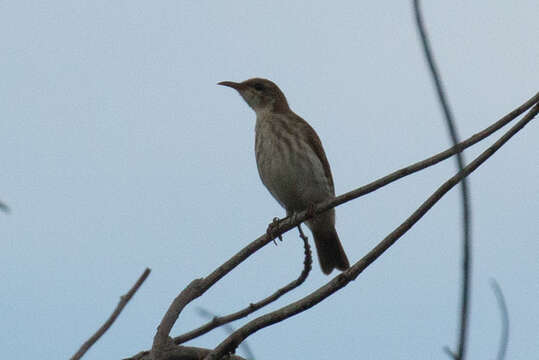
[310,220,350,275]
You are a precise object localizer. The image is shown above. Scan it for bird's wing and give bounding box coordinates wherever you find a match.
[293,113,335,193]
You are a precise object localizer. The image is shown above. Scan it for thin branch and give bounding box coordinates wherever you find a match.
[174,228,312,345]
[70,268,151,360]
[204,104,539,359]
[412,2,471,358]
[490,279,509,360]
[443,347,458,360]
[0,200,9,213]
[142,92,537,359]
[317,93,537,223]
[195,308,257,360]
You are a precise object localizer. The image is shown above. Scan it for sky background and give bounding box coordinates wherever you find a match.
[1,1,538,359]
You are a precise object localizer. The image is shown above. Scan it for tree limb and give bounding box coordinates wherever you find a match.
[151,278,206,358]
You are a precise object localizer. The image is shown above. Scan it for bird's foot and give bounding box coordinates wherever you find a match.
[267,217,283,245]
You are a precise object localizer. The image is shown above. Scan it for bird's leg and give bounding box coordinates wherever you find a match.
[288,210,300,225]
[266,217,283,245]
[287,211,306,240]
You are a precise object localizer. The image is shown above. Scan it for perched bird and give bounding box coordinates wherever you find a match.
[218,78,349,274]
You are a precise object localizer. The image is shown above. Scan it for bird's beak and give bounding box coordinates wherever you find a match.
[217,81,243,91]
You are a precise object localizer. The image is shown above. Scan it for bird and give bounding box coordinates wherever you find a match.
[218,78,350,274]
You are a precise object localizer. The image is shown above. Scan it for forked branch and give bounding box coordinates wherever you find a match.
[173,228,312,345]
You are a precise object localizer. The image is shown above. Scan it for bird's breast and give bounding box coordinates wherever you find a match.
[254,115,333,211]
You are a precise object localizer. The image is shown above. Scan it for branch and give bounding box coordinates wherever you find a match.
[174,227,312,345]
[138,92,536,359]
[151,278,206,358]
[204,103,539,359]
[490,279,509,360]
[70,268,151,360]
[127,345,246,360]
[195,308,257,360]
[0,199,9,213]
[412,2,471,358]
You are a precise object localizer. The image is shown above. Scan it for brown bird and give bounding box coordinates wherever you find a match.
[218,78,349,274]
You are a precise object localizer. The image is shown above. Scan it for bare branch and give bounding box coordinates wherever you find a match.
[195,307,257,360]
[490,279,509,360]
[316,93,537,224]
[151,278,206,358]
[174,228,312,345]
[127,345,246,360]
[70,268,151,360]
[412,1,471,357]
[204,104,539,359]
[140,92,536,359]
[443,347,458,360]
[0,199,9,213]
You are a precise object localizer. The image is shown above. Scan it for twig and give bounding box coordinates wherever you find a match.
[412,2,471,358]
[195,308,257,360]
[204,104,539,359]
[174,229,312,345]
[70,268,151,360]
[141,92,537,359]
[0,200,9,213]
[443,347,458,360]
[490,279,509,360]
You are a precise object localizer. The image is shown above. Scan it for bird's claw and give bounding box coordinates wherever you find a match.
[267,217,283,245]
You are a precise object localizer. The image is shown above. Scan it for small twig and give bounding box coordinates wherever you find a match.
[70,268,151,360]
[204,104,539,359]
[443,346,458,360]
[174,231,312,345]
[0,200,9,213]
[196,308,257,360]
[490,279,509,360]
[297,224,307,241]
[412,2,471,358]
[297,224,313,278]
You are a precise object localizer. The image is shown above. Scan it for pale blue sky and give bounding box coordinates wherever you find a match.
[1,1,538,359]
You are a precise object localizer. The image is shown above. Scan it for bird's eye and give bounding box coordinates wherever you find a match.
[253,83,264,91]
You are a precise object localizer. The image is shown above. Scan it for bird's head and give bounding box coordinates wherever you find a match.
[218,78,290,114]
